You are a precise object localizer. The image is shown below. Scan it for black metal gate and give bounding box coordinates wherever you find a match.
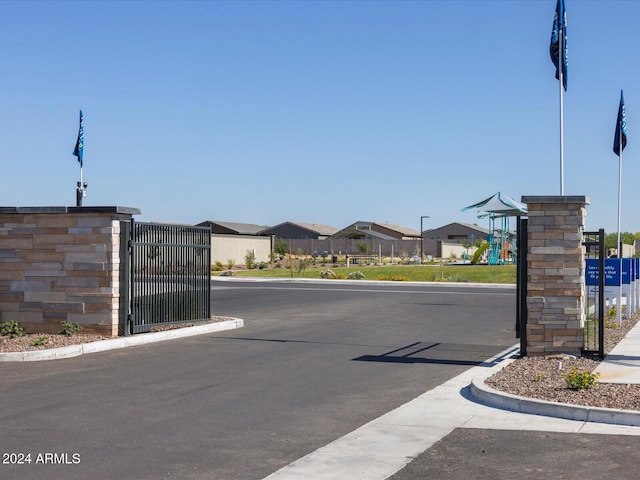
[124,220,211,335]
[583,229,605,358]
[516,216,527,356]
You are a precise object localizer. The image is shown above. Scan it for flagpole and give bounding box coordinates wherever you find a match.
[557,1,565,196]
[559,43,565,196]
[73,110,86,207]
[617,129,623,326]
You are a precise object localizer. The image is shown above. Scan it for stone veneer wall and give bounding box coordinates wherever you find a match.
[0,207,140,336]
[521,196,590,356]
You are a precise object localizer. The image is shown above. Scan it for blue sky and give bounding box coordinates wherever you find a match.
[1,0,639,234]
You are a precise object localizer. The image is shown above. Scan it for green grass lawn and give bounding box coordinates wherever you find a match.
[223,264,517,284]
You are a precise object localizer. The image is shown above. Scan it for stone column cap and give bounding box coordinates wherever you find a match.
[0,206,141,215]
[521,195,590,205]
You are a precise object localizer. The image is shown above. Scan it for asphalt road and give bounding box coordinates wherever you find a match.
[0,279,516,480]
[388,428,640,480]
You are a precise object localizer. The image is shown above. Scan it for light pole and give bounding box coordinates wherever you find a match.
[420,215,430,263]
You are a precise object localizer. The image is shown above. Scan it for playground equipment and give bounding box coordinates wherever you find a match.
[461,192,527,265]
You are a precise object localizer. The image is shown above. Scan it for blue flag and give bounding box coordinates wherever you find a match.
[614,90,627,156]
[550,0,568,91]
[73,110,84,167]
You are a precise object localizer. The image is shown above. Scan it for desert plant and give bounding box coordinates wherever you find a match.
[320,269,337,279]
[347,271,365,280]
[227,259,235,269]
[274,237,289,256]
[60,320,83,337]
[31,336,49,346]
[563,367,600,390]
[289,250,313,277]
[376,274,409,282]
[212,260,225,272]
[0,320,25,338]
[245,250,256,269]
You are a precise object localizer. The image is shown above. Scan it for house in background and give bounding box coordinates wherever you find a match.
[331,221,422,240]
[258,221,338,239]
[196,220,265,235]
[423,222,489,242]
[422,222,490,259]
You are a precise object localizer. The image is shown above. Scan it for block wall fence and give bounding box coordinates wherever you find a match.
[0,207,140,336]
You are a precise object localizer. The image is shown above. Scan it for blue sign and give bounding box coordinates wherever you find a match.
[585,259,599,285]
[586,259,622,286]
[622,258,631,284]
[606,259,622,286]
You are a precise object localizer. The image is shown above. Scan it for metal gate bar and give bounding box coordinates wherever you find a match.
[583,229,605,358]
[516,216,527,356]
[126,220,211,335]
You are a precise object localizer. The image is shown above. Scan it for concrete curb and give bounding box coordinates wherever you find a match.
[212,276,516,289]
[470,361,640,427]
[0,318,244,362]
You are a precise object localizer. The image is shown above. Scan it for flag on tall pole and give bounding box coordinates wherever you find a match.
[550,0,568,91]
[550,0,568,195]
[614,90,627,156]
[72,110,87,207]
[614,90,627,326]
[73,110,84,167]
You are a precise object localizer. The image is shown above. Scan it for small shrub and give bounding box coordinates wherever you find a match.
[257,262,269,269]
[347,271,365,280]
[605,305,625,328]
[534,373,544,383]
[227,259,235,269]
[31,336,49,346]
[0,320,25,338]
[376,274,409,282]
[563,367,600,390]
[320,269,337,279]
[60,320,83,337]
[245,250,256,269]
[212,260,225,272]
[220,270,235,276]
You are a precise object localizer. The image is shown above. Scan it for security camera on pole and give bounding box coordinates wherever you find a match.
[73,110,88,206]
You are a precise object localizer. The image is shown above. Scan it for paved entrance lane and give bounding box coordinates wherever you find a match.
[0,281,515,480]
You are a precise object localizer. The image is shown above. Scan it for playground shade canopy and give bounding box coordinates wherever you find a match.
[461,192,525,265]
[461,192,527,217]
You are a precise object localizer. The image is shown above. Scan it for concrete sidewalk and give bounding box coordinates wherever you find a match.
[263,322,640,480]
[594,319,640,383]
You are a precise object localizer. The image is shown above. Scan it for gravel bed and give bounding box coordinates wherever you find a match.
[0,317,230,353]
[0,333,112,352]
[486,313,640,411]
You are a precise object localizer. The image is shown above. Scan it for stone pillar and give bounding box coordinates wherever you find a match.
[521,196,589,356]
[0,206,140,336]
